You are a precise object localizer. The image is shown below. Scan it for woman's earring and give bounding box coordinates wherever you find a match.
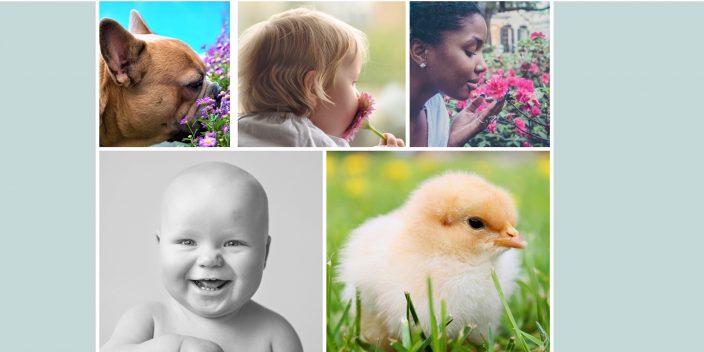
[419,62,427,68]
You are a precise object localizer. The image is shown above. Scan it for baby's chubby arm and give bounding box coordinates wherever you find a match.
[101,303,223,352]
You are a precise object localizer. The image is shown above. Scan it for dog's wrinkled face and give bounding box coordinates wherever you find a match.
[99,10,220,147]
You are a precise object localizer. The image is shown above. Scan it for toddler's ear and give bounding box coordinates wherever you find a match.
[303,70,318,108]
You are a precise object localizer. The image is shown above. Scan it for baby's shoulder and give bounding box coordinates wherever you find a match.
[241,301,303,352]
[102,302,164,348]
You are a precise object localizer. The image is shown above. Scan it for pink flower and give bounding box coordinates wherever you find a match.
[522,141,533,147]
[529,63,539,74]
[508,68,516,77]
[516,89,532,104]
[475,102,490,113]
[343,92,387,142]
[485,74,509,100]
[516,78,535,93]
[495,69,504,76]
[487,120,497,134]
[514,117,527,137]
[456,99,467,110]
[531,32,546,40]
[540,73,550,86]
[342,92,375,141]
[530,105,541,117]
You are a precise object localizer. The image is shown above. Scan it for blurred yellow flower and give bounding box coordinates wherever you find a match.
[343,153,369,176]
[512,194,522,208]
[417,155,440,173]
[344,177,368,198]
[326,154,336,178]
[382,159,410,182]
[473,160,494,177]
[539,155,550,179]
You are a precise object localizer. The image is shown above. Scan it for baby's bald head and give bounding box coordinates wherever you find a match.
[160,162,269,242]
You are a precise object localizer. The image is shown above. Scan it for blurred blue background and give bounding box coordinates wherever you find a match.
[99,1,229,54]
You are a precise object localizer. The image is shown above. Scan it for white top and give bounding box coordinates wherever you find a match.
[425,93,450,147]
[238,112,350,147]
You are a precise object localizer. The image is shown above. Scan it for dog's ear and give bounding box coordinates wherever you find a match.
[99,18,146,87]
[129,10,153,35]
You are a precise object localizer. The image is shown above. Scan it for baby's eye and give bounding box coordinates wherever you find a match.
[224,240,245,247]
[176,239,196,246]
[465,50,477,58]
[467,217,484,229]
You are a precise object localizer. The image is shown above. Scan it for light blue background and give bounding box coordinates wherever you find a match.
[99,1,229,54]
[555,2,704,351]
[0,2,95,350]
[2,2,704,351]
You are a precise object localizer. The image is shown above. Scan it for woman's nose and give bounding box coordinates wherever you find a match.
[196,248,224,268]
[475,54,488,74]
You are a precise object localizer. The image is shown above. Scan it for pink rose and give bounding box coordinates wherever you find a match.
[530,105,541,117]
[531,32,546,40]
[540,73,550,86]
[487,120,497,134]
[485,74,509,100]
[529,63,539,74]
[456,100,467,110]
[514,117,527,137]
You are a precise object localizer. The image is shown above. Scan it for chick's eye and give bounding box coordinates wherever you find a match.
[177,239,196,246]
[467,217,484,229]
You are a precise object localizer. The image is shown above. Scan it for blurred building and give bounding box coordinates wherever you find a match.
[489,10,550,53]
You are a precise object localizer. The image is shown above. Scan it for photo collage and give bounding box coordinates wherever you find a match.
[98,1,551,351]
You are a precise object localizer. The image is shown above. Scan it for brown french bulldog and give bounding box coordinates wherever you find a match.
[99,10,220,147]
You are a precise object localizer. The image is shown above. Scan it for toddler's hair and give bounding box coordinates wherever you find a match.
[239,8,368,117]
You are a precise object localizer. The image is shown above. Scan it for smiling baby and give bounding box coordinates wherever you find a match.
[102,162,302,352]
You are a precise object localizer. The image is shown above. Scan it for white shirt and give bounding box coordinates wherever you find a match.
[238,112,350,147]
[424,93,450,147]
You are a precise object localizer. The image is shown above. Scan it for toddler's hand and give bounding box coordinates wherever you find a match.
[377,133,405,148]
[179,336,224,352]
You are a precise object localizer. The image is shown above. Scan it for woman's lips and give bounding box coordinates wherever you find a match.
[466,81,479,90]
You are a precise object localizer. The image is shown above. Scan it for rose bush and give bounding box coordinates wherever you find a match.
[445,32,550,147]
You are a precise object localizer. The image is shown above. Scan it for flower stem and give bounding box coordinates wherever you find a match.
[367,124,387,141]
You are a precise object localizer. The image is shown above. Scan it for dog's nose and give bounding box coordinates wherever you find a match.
[205,79,221,97]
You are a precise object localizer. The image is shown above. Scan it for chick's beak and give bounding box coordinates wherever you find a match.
[494,227,527,249]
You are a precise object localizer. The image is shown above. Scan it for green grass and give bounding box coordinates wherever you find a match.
[326,152,550,351]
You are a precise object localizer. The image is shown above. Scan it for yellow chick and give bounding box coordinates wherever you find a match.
[338,172,526,345]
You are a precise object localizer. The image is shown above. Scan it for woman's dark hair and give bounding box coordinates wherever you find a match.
[410,2,483,44]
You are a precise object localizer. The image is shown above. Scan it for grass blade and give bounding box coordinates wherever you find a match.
[491,269,530,352]
[427,278,440,352]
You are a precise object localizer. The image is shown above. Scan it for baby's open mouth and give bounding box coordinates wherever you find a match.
[191,279,231,291]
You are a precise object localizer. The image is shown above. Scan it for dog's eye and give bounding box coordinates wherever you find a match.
[467,217,484,229]
[186,80,203,91]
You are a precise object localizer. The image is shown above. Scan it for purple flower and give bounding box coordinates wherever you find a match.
[179,115,188,125]
[222,125,230,134]
[197,134,217,147]
[196,97,215,107]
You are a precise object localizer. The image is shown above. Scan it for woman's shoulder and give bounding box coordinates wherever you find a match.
[424,94,451,147]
